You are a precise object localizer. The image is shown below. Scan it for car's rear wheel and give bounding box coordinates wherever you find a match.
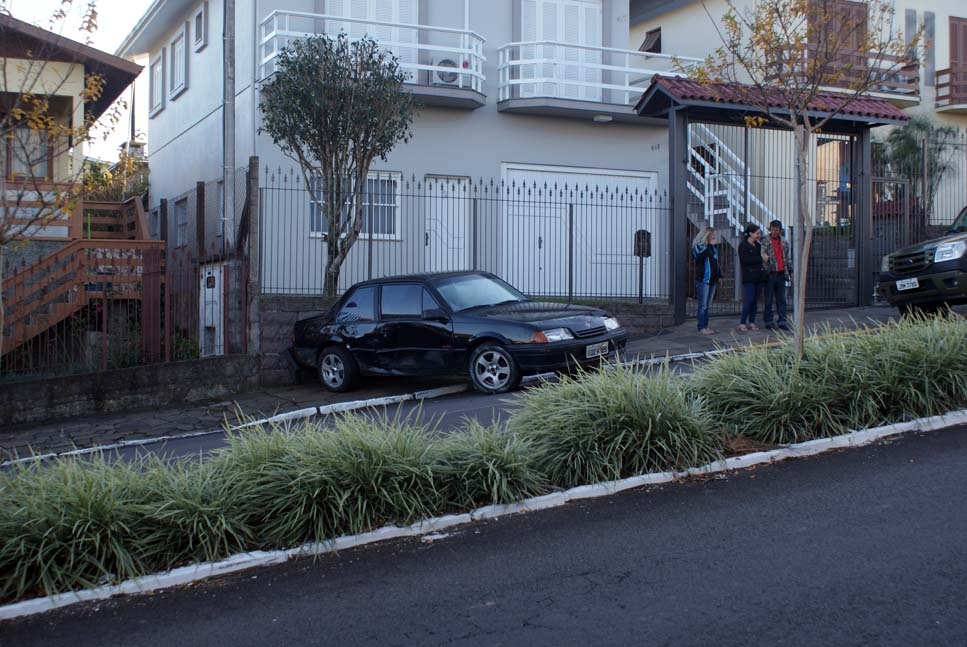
[318,346,358,393]
[469,343,521,394]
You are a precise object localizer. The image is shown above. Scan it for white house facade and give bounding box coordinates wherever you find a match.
[118,0,706,298]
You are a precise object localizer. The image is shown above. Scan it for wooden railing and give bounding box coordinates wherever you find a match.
[766,47,920,100]
[1,194,161,357]
[936,67,967,108]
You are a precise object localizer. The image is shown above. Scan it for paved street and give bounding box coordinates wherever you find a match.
[4,425,966,645]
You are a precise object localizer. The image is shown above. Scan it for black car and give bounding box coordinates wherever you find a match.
[291,271,629,394]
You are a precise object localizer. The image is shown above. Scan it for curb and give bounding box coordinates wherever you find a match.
[3,407,965,621]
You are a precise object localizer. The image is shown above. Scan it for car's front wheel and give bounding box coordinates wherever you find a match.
[469,343,521,394]
[318,346,358,393]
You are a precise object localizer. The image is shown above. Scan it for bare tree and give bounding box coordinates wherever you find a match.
[0,6,124,359]
[688,0,919,357]
[259,33,414,297]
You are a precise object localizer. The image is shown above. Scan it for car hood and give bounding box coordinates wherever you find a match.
[465,301,612,329]
[890,231,967,256]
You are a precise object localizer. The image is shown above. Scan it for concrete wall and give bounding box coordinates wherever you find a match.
[0,355,259,426]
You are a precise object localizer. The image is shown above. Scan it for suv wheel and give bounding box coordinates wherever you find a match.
[318,346,358,392]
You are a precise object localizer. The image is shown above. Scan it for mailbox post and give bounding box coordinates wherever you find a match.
[634,229,652,304]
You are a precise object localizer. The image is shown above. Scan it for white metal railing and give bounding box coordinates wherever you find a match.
[259,11,486,93]
[497,41,701,105]
[686,124,776,233]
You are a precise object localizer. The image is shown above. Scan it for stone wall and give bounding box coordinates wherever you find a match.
[258,295,335,385]
[0,355,258,426]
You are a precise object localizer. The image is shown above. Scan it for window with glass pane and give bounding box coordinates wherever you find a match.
[380,283,423,318]
[169,23,189,99]
[309,172,400,239]
[149,50,165,116]
[336,285,376,322]
[9,124,50,179]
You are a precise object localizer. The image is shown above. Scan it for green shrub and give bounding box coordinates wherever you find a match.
[506,363,722,488]
[434,420,545,510]
[691,313,967,444]
[0,455,152,601]
[212,412,441,548]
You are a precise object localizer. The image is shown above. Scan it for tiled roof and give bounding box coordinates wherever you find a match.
[638,75,909,123]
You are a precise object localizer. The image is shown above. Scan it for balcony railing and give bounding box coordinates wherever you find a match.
[936,67,967,108]
[767,47,920,101]
[259,11,486,94]
[497,41,701,106]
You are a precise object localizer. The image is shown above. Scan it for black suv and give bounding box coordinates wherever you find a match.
[877,205,967,314]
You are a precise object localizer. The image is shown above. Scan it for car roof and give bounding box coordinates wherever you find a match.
[350,270,492,288]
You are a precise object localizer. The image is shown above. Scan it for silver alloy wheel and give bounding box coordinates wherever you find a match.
[473,347,511,390]
[320,352,345,389]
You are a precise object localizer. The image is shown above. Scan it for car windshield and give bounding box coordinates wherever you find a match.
[949,206,967,233]
[433,274,528,312]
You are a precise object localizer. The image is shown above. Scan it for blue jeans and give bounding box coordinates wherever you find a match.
[740,282,762,325]
[696,281,717,331]
[763,273,788,325]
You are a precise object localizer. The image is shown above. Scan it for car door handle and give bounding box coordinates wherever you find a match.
[425,232,429,246]
[538,236,543,250]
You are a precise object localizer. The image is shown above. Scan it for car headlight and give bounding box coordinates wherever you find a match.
[604,317,620,331]
[934,241,967,263]
[881,255,890,273]
[540,327,574,342]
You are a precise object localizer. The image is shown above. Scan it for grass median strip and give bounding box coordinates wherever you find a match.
[2,313,966,609]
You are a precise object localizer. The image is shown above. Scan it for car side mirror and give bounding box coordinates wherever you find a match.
[423,308,449,322]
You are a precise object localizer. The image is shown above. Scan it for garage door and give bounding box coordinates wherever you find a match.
[503,164,663,298]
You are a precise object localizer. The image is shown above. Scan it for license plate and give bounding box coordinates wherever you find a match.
[585,341,609,359]
[896,278,919,291]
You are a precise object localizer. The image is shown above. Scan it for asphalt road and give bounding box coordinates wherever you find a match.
[6,426,967,646]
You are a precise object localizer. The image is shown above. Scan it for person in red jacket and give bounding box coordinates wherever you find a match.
[761,220,792,331]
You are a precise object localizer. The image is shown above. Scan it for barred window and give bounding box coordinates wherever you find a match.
[309,171,401,240]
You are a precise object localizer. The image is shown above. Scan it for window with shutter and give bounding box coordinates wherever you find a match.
[951,17,967,103]
[519,0,602,100]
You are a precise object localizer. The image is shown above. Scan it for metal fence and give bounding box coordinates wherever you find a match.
[260,169,673,305]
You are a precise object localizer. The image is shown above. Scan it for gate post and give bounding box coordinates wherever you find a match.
[856,130,875,306]
[669,107,689,324]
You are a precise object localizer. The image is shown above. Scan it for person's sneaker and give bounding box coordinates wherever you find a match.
[748,323,759,331]
[737,324,749,332]
[777,323,791,331]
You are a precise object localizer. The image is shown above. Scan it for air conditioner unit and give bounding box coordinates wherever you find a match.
[430,58,464,87]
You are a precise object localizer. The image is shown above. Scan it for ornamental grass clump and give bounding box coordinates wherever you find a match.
[506,363,722,488]
[692,313,967,445]
[434,419,545,510]
[0,454,153,601]
[212,411,441,548]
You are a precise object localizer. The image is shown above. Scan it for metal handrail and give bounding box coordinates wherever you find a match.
[259,11,486,93]
[497,40,701,104]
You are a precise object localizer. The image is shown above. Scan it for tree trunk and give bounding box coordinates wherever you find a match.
[792,124,814,360]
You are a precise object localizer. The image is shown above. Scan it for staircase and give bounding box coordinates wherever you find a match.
[686,124,777,243]
[1,197,165,360]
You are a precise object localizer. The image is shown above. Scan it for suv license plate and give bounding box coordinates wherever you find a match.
[585,341,609,359]
[896,278,919,291]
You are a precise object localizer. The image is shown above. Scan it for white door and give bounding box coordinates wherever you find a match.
[424,176,471,272]
[504,165,661,298]
[327,0,417,78]
[520,0,602,101]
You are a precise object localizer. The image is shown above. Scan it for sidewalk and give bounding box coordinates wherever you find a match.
[0,305,898,461]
